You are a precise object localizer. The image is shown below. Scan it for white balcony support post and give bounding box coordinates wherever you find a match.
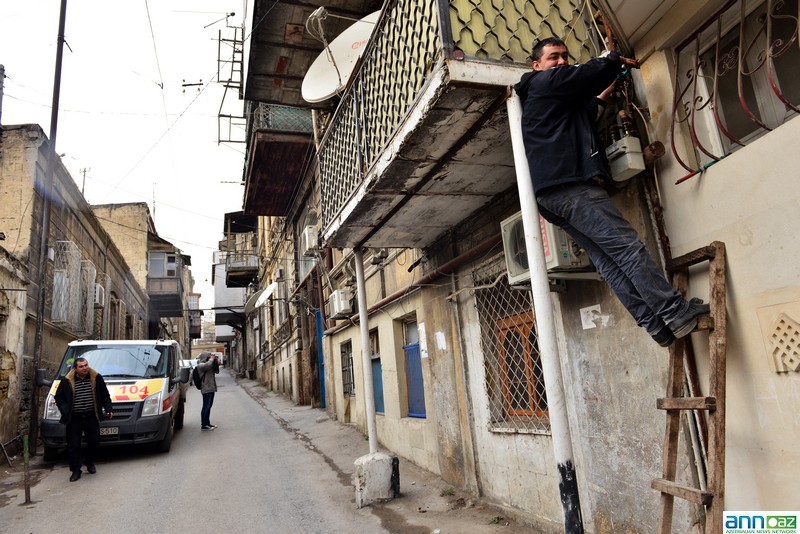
[507,90,584,533]
[353,248,378,453]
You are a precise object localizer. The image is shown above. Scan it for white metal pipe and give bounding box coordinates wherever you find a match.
[354,248,378,453]
[507,90,584,532]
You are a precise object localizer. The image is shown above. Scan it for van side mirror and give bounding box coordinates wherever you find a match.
[35,369,53,387]
[174,367,190,384]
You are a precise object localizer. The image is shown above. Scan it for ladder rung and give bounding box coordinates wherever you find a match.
[696,315,714,331]
[657,396,716,411]
[651,478,714,505]
[666,244,717,271]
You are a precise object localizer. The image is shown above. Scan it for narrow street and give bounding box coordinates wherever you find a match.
[1,370,537,534]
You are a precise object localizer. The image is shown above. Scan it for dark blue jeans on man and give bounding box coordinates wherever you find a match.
[201,391,215,428]
[537,182,690,336]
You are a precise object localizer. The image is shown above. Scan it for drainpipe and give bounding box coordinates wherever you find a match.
[29,0,68,456]
[353,248,378,453]
[507,90,584,532]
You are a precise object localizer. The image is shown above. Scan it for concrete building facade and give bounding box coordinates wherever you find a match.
[237,0,799,530]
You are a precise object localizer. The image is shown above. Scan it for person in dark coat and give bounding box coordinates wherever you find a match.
[196,352,219,430]
[55,357,113,481]
[514,37,708,346]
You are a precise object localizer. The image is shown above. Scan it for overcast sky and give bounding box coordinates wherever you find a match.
[1,0,249,311]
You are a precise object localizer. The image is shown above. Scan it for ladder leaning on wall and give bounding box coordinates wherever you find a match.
[651,241,728,533]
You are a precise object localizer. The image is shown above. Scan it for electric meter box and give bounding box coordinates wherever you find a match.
[606,135,646,182]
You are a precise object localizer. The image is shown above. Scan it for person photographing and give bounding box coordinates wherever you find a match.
[196,352,220,430]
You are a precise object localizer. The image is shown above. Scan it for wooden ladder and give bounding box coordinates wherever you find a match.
[652,241,727,533]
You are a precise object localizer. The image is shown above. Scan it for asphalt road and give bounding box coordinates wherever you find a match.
[2,370,386,534]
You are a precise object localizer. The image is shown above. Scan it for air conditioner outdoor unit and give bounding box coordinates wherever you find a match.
[330,288,353,317]
[276,267,284,280]
[302,226,319,257]
[500,211,593,285]
[94,284,105,308]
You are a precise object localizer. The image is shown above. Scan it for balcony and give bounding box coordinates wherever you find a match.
[243,103,314,216]
[243,0,600,247]
[314,0,599,249]
[226,251,259,287]
[147,276,184,318]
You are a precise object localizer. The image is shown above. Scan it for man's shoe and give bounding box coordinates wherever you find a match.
[86,463,96,474]
[69,471,81,482]
[201,426,214,431]
[668,298,710,339]
[650,325,675,347]
[207,425,217,430]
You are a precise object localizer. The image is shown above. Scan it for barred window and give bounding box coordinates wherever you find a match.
[474,257,550,434]
[341,340,355,397]
[673,0,799,170]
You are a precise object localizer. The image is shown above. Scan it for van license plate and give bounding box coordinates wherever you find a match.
[100,427,119,436]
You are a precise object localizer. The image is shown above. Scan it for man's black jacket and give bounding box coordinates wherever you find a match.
[515,51,622,194]
[55,368,113,424]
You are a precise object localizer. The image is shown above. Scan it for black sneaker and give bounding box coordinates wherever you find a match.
[650,325,675,347]
[201,425,216,431]
[668,298,710,339]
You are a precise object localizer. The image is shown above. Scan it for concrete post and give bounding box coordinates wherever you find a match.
[352,248,399,508]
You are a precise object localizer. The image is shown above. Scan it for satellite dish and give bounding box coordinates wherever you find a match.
[301,11,380,103]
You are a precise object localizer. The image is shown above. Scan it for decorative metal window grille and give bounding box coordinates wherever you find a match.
[672,0,799,181]
[52,240,82,330]
[79,260,96,336]
[473,256,550,434]
[319,0,599,229]
[341,340,356,397]
[449,0,595,64]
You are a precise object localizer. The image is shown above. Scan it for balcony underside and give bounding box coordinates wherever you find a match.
[226,267,258,287]
[149,294,183,318]
[323,61,526,249]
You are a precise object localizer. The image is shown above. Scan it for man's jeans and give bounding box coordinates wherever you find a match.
[537,182,689,334]
[201,391,215,427]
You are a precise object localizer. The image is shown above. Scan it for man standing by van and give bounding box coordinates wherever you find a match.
[197,352,219,430]
[55,357,113,482]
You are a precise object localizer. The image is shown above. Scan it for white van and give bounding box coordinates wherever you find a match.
[39,339,190,459]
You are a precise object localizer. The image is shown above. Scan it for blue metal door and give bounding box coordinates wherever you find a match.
[315,310,326,408]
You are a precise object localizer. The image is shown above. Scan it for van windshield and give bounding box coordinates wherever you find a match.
[58,344,169,379]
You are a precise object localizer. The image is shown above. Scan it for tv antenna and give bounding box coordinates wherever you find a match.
[205,12,235,29]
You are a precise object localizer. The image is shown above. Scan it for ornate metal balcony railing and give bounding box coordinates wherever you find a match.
[251,102,313,133]
[671,0,799,183]
[318,0,596,229]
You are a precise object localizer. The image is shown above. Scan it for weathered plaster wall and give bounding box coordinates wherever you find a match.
[642,48,800,509]
[0,249,28,446]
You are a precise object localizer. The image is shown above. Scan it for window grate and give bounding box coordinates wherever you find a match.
[671,0,799,178]
[473,255,550,434]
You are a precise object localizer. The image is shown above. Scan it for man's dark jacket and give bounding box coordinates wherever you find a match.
[55,368,113,424]
[515,51,622,194]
